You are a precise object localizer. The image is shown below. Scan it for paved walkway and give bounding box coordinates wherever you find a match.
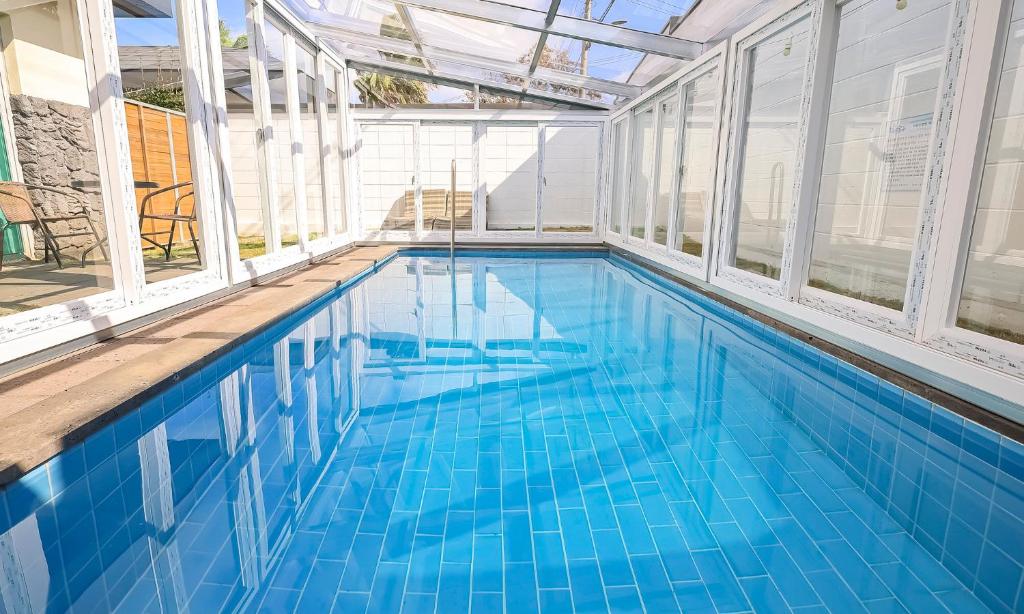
[0,245,398,486]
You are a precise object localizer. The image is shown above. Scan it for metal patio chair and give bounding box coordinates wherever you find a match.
[0,181,109,272]
[137,181,201,264]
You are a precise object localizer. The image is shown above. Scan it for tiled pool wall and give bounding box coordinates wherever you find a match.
[0,252,1021,613]
[614,255,1024,613]
[0,276,363,612]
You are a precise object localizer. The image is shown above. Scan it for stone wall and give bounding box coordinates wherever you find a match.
[9,94,107,260]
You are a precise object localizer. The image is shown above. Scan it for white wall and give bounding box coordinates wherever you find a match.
[542,125,599,232]
[482,125,538,231]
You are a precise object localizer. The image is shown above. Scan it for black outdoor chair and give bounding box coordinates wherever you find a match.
[0,181,109,272]
[137,181,201,264]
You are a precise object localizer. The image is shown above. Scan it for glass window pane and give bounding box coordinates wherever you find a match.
[0,1,114,313]
[730,18,811,279]
[264,19,298,247]
[629,105,655,240]
[217,0,266,260]
[807,0,951,309]
[359,123,415,231]
[116,2,207,282]
[408,8,539,67]
[325,68,347,235]
[652,95,679,246]
[351,69,473,109]
[609,119,627,235]
[957,0,1024,344]
[673,69,719,258]
[420,124,473,231]
[483,125,537,231]
[296,42,325,242]
[557,0,673,35]
[542,125,599,233]
[539,34,644,85]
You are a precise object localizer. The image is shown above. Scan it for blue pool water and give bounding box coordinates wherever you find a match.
[0,252,1022,613]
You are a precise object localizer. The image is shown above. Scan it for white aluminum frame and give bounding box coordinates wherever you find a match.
[791,0,972,341]
[920,0,1024,379]
[604,114,632,240]
[713,0,817,299]
[607,45,729,281]
[352,110,606,244]
[600,0,1024,419]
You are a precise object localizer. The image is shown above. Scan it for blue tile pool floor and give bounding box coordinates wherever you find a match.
[1,254,1022,613]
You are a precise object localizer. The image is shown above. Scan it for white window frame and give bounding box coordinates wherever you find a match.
[606,46,729,280]
[478,120,542,239]
[0,0,234,360]
[605,114,631,239]
[791,0,971,341]
[539,121,604,240]
[713,0,818,299]
[606,43,729,282]
[920,0,1024,379]
[352,110,605,243]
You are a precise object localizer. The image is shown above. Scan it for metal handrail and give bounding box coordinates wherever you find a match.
[449,159,456,259]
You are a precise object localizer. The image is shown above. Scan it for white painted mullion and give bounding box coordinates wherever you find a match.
[644,100,663,250]
[616,115,632,238]
[252,1,283,252]
[919,0,1007,342]
[664,78,686,255]
[316,53,338,239]
[84,0,146,304]
[536,123,546,239]
[472,121,482,238]
[282,28,310,252]
[166,0,228,286]
[593,120,607,238]
[702,49,731,282]
[784,0,836,302]
[901,0,975,331]
[413,120,423,236]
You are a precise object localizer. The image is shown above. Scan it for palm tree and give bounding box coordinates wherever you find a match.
[353,12,433,107]
[354,71,430,107]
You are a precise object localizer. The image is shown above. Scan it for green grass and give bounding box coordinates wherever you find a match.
[734,256,782,280]
[806,278,905,311]
[956,317,1024,346]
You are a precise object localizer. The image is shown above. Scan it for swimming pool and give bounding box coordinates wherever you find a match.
[0,252,1021,613]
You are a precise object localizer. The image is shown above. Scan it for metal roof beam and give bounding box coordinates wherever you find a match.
[393,4,436,74]
[527,0,562,78]
[393,0,702,59]
[308,21,640,97]
[346,57,611,110]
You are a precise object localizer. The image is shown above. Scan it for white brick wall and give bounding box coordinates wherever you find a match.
[360,123,416,231]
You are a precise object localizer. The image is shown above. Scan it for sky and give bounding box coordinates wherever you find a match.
[115,0,698,94]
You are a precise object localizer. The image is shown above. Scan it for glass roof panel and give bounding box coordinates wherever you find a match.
[405,7,541,66]
[539,34,644,83]
[556,0,693,34]
[310,0,411,38]
[528,77,618,106]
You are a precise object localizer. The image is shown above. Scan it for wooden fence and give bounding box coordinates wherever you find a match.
[124,100,194,246]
